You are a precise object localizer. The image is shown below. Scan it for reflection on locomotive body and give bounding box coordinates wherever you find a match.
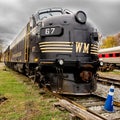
[4,8,99,95]
[99,46,120,71]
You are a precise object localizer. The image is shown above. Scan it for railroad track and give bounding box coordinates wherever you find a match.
[54,94,120,120]
[98,76,120,86]
[18,74,120,120]
[28,74,120,120]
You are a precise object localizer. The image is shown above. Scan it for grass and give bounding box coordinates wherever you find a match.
[0,63,69,120]
[112,70,120,75]
[98,69,120,77]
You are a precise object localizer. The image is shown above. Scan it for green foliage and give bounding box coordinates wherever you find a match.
[0,64,69,120]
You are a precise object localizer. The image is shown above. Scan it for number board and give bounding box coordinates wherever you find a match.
[40,26,63,37]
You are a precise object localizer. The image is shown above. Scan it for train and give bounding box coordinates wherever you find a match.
[98,46,120,71]
[4,8,100,95]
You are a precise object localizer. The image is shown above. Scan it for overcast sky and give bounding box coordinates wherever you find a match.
[0,0,120,49]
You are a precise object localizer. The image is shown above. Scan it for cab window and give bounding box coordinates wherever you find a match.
[39,11,63,20]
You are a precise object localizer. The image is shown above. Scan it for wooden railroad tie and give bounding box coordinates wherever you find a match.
[54,99,104,120]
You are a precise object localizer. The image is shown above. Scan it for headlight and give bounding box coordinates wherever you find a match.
[58,59,64,65]
[100,61,103,66]
[91,32,98,41]
[75,11,87,24]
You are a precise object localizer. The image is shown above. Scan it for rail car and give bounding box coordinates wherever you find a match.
[4,8,100,95]
[98,46,120,71]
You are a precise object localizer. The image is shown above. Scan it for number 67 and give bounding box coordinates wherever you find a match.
[45,28,55,35]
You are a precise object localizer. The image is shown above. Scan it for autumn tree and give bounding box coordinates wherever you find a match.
[100,35,118,48]
[114,33,120,46]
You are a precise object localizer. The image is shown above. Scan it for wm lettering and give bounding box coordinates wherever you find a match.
[76,42,89,53]
[76,42,83,53]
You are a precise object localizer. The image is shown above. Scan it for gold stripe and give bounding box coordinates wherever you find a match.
[39,41,73,45]
[91,50,98,52]
[90,49,97,52]
[90,51,98,53]
[40,62,54,64]
[91,46,98,49]
[39,44,73,47]
[90,52,98,54]
[41,50,72,53]
[40,41,73,52]
[40,47,72,50]
[91,44,98,47]
[91,48,98,50]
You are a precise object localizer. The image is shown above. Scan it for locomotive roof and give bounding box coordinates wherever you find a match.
[98,46,120,53]
[35,7,72,15]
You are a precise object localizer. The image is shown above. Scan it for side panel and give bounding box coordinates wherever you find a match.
[24,22,30,63]
[10,25,28,63]
[4,46,10,64]
[29,26,41,63]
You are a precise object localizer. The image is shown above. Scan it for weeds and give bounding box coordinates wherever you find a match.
[0,63,69,120]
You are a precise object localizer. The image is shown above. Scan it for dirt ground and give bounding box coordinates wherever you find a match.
[0,62,5,69]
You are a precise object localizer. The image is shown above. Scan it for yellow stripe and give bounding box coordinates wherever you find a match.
[90,52,98,55]
[41,50,72,53]
[40,47,73,50]
[40,62,54,64]
[91,48,98,50]
[90,50,97,52]
[91,44,98,47]
[39,41,73,45]
[91,51,98,53]
[39,44,73,47]
[91,46,98,49]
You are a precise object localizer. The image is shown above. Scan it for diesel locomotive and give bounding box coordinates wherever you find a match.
[4,8,100,95]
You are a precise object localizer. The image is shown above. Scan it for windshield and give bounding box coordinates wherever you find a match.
[39,11,63,20]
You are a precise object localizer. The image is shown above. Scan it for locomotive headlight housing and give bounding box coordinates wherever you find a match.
[91,32,98,41]
[100,61,104,66]
[58,59,64,65]
[99,59,103,66]
[75,11,87,24]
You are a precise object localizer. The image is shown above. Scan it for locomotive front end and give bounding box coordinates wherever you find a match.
[37,9,99,95]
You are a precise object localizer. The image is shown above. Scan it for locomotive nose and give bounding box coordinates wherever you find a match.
[80,71,92,82]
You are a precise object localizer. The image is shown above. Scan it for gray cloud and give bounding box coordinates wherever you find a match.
[0,0,120,49]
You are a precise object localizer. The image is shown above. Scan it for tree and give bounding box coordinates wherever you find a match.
[114,33,120,46]
[100,35,118,48]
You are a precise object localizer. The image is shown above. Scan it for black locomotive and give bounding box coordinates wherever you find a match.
[4,8,99,95]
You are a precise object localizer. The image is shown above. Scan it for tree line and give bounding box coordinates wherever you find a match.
[100,32,120,48]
